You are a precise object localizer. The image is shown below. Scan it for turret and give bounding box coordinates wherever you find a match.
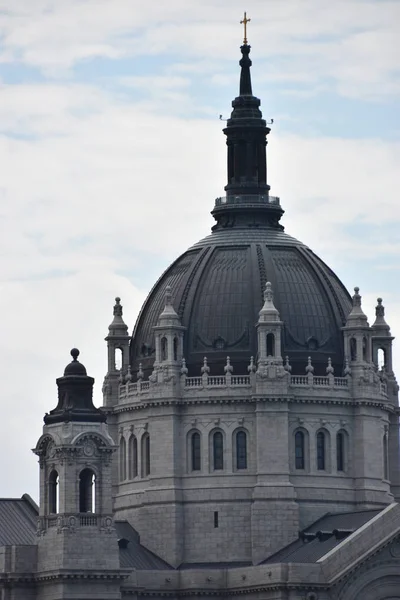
[103,297,130,406]
[152,286,186,382]
[342,287,372,368]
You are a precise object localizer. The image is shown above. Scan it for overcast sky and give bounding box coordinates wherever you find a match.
[0,0,399,501]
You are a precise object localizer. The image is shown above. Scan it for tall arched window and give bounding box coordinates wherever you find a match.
[141,433,150,477]
[295,431,305,470]
[115,347,123,371]
[173,337,178,361]
[191,432,201,471]
[128,435,138,479]
[266,333,275,357]
[363,336,368,361]
[336,432,345,472]
[350,337,357,361]
[213,432,224,470]
[79,468,95,513]
[317,431,326,470]
[383,434,389,480]
[48,470,59,514]
[119,437,127,481]
[236,431,247,470]
[377,347,386,369]
[161,337,168,361]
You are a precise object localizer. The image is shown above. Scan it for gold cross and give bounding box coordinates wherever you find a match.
[240,12,251,44]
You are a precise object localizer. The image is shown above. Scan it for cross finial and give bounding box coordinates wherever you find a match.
[240,12,251,44]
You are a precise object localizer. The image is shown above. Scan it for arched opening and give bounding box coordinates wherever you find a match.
[173,337,178,361]
[378,347,386,370]
[141,433,150,477]
[236,431,247,470]
[383,434,389,480]
[161,337,168,362]
[350,337,357,361]
[266,333,275,357]
[363,336,368,362]
[115,347,123,371]
[213,432,224,470]
[317,431,326,470]
[128,435,138,479]
[191,432,201,471]
[295,431,305,470]
[337,432,345,472]
[48,470,59,514]
[79,468,96,513]
[119,437,126,481]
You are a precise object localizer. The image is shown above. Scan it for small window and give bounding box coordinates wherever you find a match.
[48,470,59,514]
[115,347,123,371]
[191,432,201,471]
[295,431,305,470]
[236,431,247,470]
[161,337,168,361]
[173,337,178,361]
[377,347,386,370]
[383,434,389,480]
[363,336,368,362]
[337,432,345,472]
[214,511,219,528]
[142,433,150,477]
[350,338,357,361]
[213,432,224,470]
[119,437,127,481]
[266,333,275,356]
[128,435,138,479]
[317,432,326,470]
[79,468,95,513]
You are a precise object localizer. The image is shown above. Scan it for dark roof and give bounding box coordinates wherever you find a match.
[0,495,38,545]
[179,561,252,570]
[262,509,382,564]
[115,520,173,570]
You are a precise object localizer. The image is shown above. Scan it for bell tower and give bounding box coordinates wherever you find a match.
[34,349,121,599]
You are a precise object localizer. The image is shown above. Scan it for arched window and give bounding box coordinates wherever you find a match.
[317,431,326,470]
[48,470,59,514]
[266,333,275,357]
[128,435,138,479]
[191,432,201,471]
[236,431,247,470]
[161,337,168,361]
[79,468,95,513]
[337,432,345,472]
[173,337,178,361]
[295,431,305,470]
[141,433,150,477]
[383,434,389,480]
[213,432,224,470]
[377,347,386,370]
[350,337,357,362]
[363,336,368,362]
[119,437,127,481]
[115,347,122,370]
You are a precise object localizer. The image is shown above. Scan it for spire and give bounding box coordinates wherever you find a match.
[258,282,280,322]
[45,349,106,425]
[211,18,284,231]
[108,296,128,335]
[372,297,391,333]
[158,285,181,324]
[344,287,369,326]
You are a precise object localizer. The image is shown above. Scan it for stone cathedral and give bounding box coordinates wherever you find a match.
[2,36,400,600]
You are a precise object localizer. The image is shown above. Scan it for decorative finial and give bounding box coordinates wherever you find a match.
[284,356,292,373]
[137,363,144,381]
[352,287,361,307]
[305,356,314,374]
[264,281,273,302]
[248,356,256,373]
[224,356,233,374]
[344,357,352,377]
[326,357,334,375]
[201,357,210,375]
[376,298,384,318]
[240,11,251,44]
[70,348,80,361]
[181,357,188,376]
[165,285,172,307]
[113,297,123,317]
[126,365,132,383]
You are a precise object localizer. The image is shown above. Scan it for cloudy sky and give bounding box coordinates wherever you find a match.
[0,0,399,501]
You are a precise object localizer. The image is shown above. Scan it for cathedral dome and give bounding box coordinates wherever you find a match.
[129,44,352,377]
